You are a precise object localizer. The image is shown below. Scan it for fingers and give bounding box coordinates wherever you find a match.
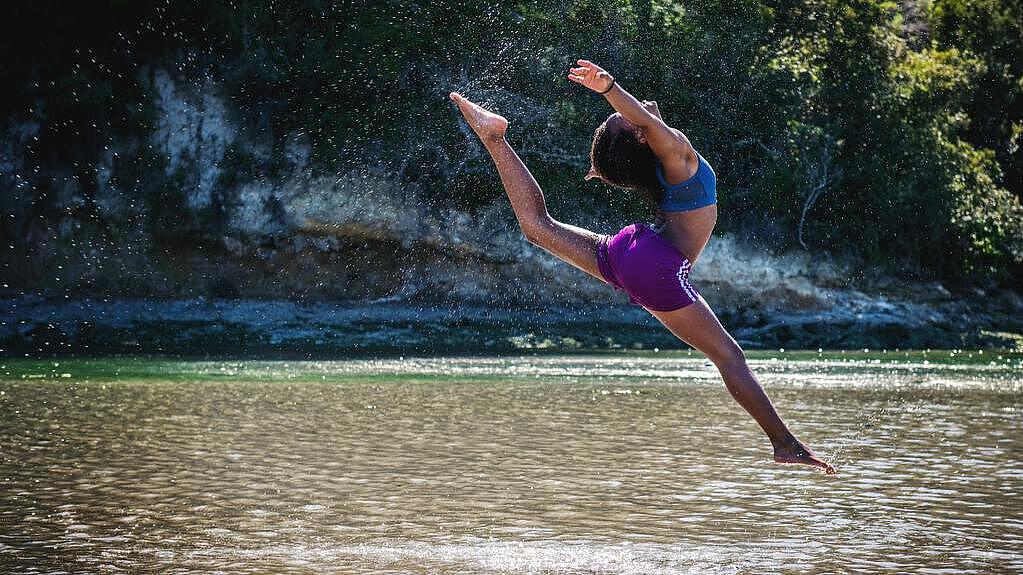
[576,59,605,73]
[567,74,585,84]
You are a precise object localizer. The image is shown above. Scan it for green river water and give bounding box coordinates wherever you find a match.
[1,351,1021,574]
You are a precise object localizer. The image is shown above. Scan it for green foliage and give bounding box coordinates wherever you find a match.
[929,0,1023,197]
[947,143,1023,277]
[3,0,1021,285]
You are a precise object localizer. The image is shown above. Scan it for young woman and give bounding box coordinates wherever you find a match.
[449,59,835,474]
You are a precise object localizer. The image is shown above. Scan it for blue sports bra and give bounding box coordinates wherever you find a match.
[655,152,717,212]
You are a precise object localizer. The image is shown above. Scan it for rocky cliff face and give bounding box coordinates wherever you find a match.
[2,69,614,305]
[2,70,1021,354]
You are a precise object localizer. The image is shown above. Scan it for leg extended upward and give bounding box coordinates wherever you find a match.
[450,91,834,474]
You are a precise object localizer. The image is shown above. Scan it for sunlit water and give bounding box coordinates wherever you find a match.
[1,352,1021,574]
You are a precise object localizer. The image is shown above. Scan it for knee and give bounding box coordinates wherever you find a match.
[708,340,747,372]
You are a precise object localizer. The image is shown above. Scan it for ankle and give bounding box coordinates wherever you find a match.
[772,434,802,452]
[482,134,507,147]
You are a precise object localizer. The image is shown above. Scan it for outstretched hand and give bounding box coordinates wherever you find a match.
[568,59,615,93]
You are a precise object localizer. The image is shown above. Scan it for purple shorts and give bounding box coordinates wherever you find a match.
[596,223,700,312]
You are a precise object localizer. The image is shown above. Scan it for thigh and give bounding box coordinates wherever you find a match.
[647,297,743,363]
[529,217,607,284]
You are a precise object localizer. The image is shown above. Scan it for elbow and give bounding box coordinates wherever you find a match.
[518,217,551,246]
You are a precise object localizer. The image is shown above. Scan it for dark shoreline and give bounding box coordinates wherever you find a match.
[3,294,1021,359]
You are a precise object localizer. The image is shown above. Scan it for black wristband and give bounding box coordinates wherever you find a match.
[597,78,616,95]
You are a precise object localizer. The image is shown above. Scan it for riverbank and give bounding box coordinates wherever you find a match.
[2,290,1020,358]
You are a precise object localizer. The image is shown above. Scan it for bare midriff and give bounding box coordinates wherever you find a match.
[659,204,717,264]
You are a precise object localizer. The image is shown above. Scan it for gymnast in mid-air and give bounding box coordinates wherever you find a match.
[450,59,835,474]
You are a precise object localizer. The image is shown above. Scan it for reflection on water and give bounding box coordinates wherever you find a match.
[1,354,1020,574]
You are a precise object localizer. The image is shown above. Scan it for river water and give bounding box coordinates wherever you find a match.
[1,352,1020,574]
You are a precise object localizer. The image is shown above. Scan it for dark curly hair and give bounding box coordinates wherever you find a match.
[589,114,664,208]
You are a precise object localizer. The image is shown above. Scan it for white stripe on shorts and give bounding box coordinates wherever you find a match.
[676,261,698,302]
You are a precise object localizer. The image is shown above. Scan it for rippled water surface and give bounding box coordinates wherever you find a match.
[1,352,1021,574]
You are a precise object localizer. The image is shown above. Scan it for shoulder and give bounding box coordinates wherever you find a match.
[657,129,699,187]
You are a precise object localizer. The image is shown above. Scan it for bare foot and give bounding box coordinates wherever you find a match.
[449,92,508,143]
[773,441,837,475]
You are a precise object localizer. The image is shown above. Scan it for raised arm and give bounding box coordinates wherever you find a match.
[569,59,697,184]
